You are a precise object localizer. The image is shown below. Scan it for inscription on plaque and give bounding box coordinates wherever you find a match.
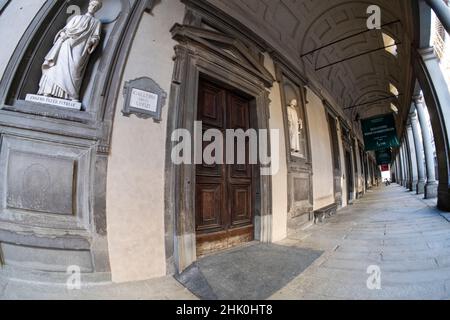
[25,94,82,110]
[129,88,158,113]
[122,77,167,122]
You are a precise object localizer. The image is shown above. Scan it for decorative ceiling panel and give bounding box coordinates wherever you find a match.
[205,0,414,130]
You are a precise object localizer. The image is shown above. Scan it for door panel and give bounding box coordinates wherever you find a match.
[195,183,224,232]
[197,135,223,177]
[196,79,255,257]
[228,94,250,130]
[229,184,252,226]
[198,82,225,128]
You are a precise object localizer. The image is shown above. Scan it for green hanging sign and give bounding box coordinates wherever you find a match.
[376,149,392,165]
[361,114,400,151]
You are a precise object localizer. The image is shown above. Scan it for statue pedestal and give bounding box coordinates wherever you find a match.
[25,94,82,110]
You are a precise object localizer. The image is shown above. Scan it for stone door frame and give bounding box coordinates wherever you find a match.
[164,22,275,273]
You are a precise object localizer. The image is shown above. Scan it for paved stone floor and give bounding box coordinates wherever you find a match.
[271,184,450,300]
[177,243,323,300]
[1,184,449,300]
[0,273,196,300]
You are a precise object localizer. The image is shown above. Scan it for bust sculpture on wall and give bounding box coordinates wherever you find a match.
[287,99,302,154]
[37,0,103,102]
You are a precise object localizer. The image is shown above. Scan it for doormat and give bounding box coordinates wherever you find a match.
[175,244,323,300]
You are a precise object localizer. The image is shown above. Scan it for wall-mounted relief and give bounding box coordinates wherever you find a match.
[122,77,167,122]
[0,134,92,231]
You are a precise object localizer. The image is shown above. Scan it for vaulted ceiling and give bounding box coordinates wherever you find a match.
[205,0,415,135]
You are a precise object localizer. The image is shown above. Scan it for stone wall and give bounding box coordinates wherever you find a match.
[264,54,288,242]
[305,88,335,210]
[106,1,185,283]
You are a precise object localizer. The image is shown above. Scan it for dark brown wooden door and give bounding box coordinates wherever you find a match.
[195,79,255,257]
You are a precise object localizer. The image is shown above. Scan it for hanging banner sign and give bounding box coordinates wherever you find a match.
[362,114,400,151]
[376,148,392,165]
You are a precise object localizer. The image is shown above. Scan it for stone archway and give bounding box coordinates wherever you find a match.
[413,1,450,211]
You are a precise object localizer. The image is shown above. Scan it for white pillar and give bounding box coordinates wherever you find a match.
[414,94,438,199]
[410,109,426,194]
[406,121,418,191]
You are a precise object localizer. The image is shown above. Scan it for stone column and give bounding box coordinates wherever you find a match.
[400,142,408,187]
[410,109,426,194]
[399,144,405,186]
[403,140,411,188]
[425,0,450,34]
[392,156,397,183]
[353,139,361,197]
[403,137,412,190]
[406,121,418,191]
[414,95,438,199]
[398,154,402,185]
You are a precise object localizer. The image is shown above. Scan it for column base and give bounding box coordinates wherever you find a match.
[437,184,450,212]
[417,181,426,194]
[407,181,413,191]
[424,182,438,199]
[411,180,418,192]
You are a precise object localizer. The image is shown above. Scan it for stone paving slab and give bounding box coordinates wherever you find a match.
[271,184,450,300]
[177,244,323,300]
[0,275,197,300]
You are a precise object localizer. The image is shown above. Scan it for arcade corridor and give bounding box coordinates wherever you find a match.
[2,184,449,300]
[1,0,450,301]
[273,184,450,300]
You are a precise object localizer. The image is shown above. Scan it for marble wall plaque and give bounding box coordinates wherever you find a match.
[122,77,167,122]
[25,94,82,110]
[129,88,158,113]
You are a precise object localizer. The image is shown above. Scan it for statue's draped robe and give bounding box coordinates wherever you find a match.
[38,14,101,100]
[287,105,301,152]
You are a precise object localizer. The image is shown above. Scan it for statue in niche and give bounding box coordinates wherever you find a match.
[287,99,303,154]
[37,0,103,102]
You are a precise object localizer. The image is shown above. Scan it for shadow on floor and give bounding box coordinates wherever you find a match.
[175,243,323,300]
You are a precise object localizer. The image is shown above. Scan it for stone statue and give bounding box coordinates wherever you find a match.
[287,99,302,153]
[37,0,103,102]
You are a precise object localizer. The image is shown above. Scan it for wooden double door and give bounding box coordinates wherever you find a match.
[195,79,256,257]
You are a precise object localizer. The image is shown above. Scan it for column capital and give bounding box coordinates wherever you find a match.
[417,47,439,62]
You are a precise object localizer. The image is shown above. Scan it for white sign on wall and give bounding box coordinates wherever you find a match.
[122,77,167,122]
[129,88,158,113]
[25,94,82,110]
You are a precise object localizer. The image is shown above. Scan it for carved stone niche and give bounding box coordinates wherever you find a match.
[0,0,155,278]
[274,62,313,230]
[0,0,138,121]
